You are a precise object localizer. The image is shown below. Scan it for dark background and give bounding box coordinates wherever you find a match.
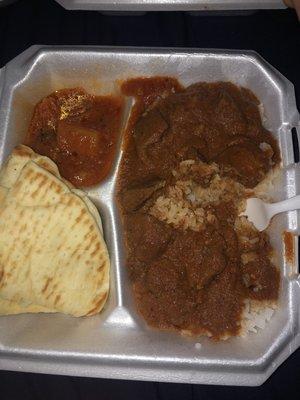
[0,0,299,398]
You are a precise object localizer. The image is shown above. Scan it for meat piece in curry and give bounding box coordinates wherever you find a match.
[26,88,123,187]
[117,77,280,340]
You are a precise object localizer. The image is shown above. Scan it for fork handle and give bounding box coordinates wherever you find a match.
[268,195,300,218]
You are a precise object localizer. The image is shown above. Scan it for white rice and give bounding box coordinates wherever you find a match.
[240,299,277,336]
[150,160,244,232]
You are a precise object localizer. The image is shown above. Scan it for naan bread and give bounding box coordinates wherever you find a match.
[0,145,60,189]
[0,145,103,233]
[0,186,7,203]
[0,146,109,316]
[0,298,53,315]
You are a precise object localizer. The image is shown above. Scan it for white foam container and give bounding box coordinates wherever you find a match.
[0,46,299,386]
[54,0,286,12]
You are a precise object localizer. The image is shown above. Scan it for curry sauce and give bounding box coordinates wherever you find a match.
[117,77,280,340]
[26,88,123,187]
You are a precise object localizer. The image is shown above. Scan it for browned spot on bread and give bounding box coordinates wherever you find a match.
[26,169,33,178]
[14,145,30,157]
[39,160,51,171]
[97,264,104,272]
[86,293,106,316]
[46,284,57,299]
[70,249,77,258]
[35,172,44,180]
[53,183,63,193]
[83,231,89,239]
[91,243,100,257]
[49,181,56,190]
[66,197,75,207]
[54,294,61,305]
[31,188,39,198]
[40,176,47,188]
[42,277,53,293]
[14,180,23,191]
[75,209,85,223]
[0,268,4,285]
[84,236,93,251]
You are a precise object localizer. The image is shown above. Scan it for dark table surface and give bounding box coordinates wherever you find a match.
[0,0,299,398]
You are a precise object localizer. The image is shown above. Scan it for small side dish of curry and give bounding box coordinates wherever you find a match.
[26,88,123,187]
[117,77,281,340]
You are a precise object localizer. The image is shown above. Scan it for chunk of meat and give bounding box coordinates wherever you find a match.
[214,143,270,187]
[127,258,147,282]
[125,213,173,263]
[186,244,226,289]
[120,179,165,212]
[134,108,168,165]
[133,280,193,329]
[146,258,183,294]
[167,95,208,137]
[215,90,246,136]
[165,230,227,289]
[220,225,239,262]
[192,264,244,337]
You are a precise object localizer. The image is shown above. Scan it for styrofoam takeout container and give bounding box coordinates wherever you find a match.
[54,0,286,12]
[0,46,299,386]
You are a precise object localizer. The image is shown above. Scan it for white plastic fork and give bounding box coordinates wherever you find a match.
[241,195,300,232]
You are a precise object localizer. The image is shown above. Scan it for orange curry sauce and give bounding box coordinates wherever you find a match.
[25,88,123,187]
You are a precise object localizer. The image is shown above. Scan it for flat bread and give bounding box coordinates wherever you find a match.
[0,146,109,316]
[0,145,60,189]
[0,186,7,204]
[0,145,103,233]
[0,298,53,315]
